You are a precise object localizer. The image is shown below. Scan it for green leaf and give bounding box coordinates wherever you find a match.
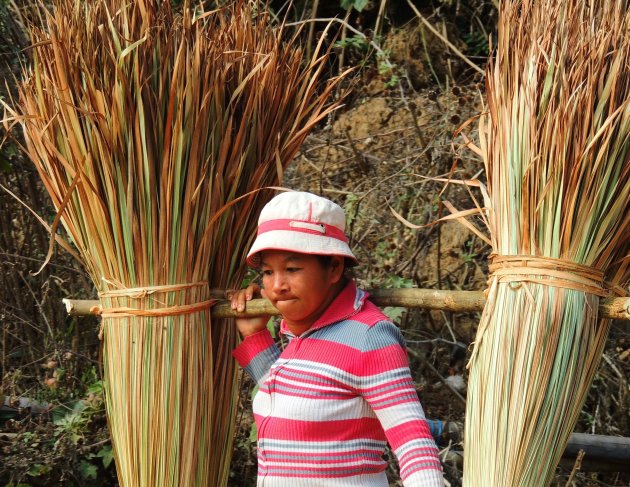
[248,422,258,443]
[26,464,51,477]
[51,407,67,425]
[383,306,406,324]
[0,156,10,173]
[79,460,98,480]
[96,444,114,469]
[265,317,276,338]
[384,275,414,289]
[340,0,369,12]
[87,380,104,395]
[344,193,359,227]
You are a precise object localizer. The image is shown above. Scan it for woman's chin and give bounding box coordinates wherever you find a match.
[275,303,306,322]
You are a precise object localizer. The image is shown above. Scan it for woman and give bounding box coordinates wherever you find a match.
[231,191,443,486]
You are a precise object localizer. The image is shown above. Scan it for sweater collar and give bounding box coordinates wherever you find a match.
[280,280,368,338]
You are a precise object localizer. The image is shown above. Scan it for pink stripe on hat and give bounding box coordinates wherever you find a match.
[257,219,349,243]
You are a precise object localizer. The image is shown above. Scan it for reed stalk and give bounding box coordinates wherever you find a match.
[11,1,344,485]
[464,1,630,485]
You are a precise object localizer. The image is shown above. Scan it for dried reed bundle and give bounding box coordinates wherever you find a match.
[10,1,343,485]
[464,0,630,485]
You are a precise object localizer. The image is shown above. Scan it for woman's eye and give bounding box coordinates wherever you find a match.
[262,270,273,276]
[286,267,301,273]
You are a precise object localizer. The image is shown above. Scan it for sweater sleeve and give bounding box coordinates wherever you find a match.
[232,329,280,386]
[358,320,443,487]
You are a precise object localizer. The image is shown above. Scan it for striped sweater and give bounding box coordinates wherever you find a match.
[232,281,443,486]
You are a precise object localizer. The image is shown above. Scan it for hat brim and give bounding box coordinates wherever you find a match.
[246,230,358,268]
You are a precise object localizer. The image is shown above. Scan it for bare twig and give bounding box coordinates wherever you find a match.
[407,347,467,405]
[564,449,585,486]
[19,272,55,341]
[406,0,485,75]
[343,128,369,174]
[305,0,320,61]
[81,438,111,452]
[374,0,388,40]
[338,9,351,78]
[286,17,394,69]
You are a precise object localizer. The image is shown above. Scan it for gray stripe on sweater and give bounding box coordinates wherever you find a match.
[245,344,281,384]
[307,319,406,352]
[259,438,386,451]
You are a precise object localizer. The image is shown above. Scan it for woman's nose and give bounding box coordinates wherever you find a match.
[270,273,287,293]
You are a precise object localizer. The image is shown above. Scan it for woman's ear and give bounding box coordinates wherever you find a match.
[329,255,345,283]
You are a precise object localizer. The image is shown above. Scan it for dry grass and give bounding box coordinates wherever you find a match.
[5,0,345,485]
[463,0,630,485]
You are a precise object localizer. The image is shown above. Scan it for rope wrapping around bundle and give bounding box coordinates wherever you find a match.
[488,255,609,297]
[97,281,217,319]
[470,254,625,367]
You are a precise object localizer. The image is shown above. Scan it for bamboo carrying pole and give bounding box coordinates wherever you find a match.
[63,289,630,320]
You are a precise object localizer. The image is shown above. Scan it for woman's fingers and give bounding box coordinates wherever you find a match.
[229,283,269,337]
[230,290,247,312]
[229,283,262,312]
[244,282,260,300]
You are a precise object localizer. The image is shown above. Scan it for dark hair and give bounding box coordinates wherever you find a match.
[316,255,355,272]
[316,254,334,268]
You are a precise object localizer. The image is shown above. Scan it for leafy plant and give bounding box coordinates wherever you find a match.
[340,0,369,12]
[462,31,490,57]
[96,444,115,469]
[78,460,97,480]
[376,51,401,88]
[334,35,369,51]
[25,464,51,478]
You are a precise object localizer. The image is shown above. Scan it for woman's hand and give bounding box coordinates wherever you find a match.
[228,283,270,337]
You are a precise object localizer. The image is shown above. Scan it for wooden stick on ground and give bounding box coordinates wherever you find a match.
[63,288,630,320]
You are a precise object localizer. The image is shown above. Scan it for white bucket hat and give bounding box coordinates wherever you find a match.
[246,191,358,268]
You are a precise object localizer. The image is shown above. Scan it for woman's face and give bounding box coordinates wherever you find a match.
[260,250,344,333]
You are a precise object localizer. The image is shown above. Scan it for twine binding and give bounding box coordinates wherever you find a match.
[97,280,216,319]
[488,255,612,297]
[98,280,209,299]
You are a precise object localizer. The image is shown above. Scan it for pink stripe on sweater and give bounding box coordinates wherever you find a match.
[232,329,276,367]
[282,338,365,370]
[255,416,386,442]
[360,377,414,393]
[359,345,409,375]
[263,448,383,460]
[257,466,386,479]
[384,421,433,450]
[273,369,349,388]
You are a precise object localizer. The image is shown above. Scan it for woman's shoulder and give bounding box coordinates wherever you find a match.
[337,299,404,349]
[354,297,390,326]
